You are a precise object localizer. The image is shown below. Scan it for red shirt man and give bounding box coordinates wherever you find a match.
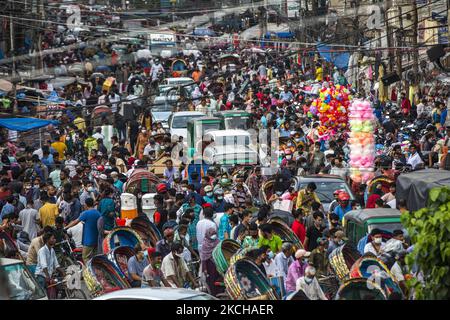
[291,209,306,244]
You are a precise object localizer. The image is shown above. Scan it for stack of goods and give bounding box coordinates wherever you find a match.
[309,85,352,139]
[347,99,376,184]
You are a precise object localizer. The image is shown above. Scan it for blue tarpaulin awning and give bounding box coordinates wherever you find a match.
[0,118,59,131]
[316,42,350,70]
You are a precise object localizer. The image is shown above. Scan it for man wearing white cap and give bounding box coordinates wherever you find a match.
[284,249,311,293]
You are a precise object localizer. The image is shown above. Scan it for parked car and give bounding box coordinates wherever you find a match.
[0,258,47,300]
[158,77,195,92]
[93,287,217,300]
[168,111,206,142]
[294,175,356,212]
[151,97,175,129]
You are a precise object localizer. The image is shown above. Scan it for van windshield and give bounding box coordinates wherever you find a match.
[196,122,221,136]
[1,263,46,300]
[172,115,204,128]
[224,117,249,130]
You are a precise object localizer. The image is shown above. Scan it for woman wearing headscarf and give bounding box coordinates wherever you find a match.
[366,182,384,209]
[200,228,223,296]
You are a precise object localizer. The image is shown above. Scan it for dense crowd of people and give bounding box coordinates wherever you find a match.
[1,20,449,299]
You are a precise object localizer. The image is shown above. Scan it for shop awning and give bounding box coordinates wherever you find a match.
[0,117,59,131]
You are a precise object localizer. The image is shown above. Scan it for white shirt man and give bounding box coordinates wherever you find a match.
[64,158,78,178]
[35,244,60,278]
[390,261,406,283]
[196,218,217,253]
[416,102,425,117]
[92,131,105,141]
[296,275,328,300]
[143,142,160,156]
[67,223,83,248]
[150,63,164,81]
[98,94,107,105]
[109,93,121,113]
[364,241,386,256]
[161,251,190,288]
[406,150,424,170]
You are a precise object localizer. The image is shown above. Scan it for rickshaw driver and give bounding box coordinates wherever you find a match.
[161,242,198,289]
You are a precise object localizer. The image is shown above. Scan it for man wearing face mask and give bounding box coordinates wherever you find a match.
[274,242,294,278]
[212,189,226,213]
[296,182,321,216]
[203,185,214,205]
[161,242,198,288]
[127,243,150,287]
[295,266,328,300]
[281,149,293,167]
[79,179,96,207]
[309,237,330,278]
[326,230,347,256]
[199,227,223,295]
[364,229,385,256]
[246,167,267,201]
[155,228,175,259]
[390,250,408,296]
[285,249,311,293]
[333,192,352,222]
[142,251,170,287]
[196,207,217,253]
[231,175,251,208]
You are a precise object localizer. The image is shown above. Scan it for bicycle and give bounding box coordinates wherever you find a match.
[54,240,84,270]
[46,276,89,300]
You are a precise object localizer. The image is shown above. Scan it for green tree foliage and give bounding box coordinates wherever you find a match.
[401,187,450,299]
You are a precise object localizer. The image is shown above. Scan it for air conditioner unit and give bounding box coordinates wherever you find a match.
[387,5,413,30]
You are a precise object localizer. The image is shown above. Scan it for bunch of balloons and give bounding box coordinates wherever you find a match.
[309,85,352,138]
[347,99,376,183]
